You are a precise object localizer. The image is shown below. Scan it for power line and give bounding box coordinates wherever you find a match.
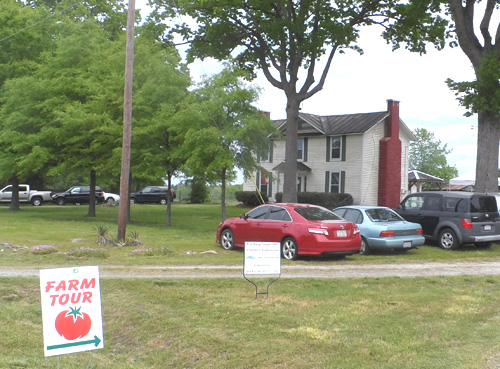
[0,2,80,44]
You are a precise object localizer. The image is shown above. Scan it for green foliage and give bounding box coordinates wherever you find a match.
[235,191,269,206]
[189,177,208,204]
[446,51,500,117]
[410,128,459,182]
[275,192,353,209]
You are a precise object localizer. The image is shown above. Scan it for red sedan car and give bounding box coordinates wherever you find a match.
[216,203,361,260]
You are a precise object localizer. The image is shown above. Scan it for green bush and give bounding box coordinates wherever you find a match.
[190,178,208,204]
[235,191,268,206]
[275,192,353,209]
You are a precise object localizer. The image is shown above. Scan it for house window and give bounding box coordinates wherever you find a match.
[297,176,307,192]
[330,136,342,160]
[260,140,273,162]
[260,171,269,196]
[297,138,304,161]
[297,138,308,161]
[325,171,345,194]
[326,135,345,162]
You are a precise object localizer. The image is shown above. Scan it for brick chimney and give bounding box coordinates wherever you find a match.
[378,100,402,208]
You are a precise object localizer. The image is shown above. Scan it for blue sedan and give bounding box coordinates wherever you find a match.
[333,206,425,255]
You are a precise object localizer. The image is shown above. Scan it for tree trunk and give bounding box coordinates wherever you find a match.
[9,176,20,211]
[221,167,227,221]
[87,170,97,217]
[282,97,301,203]
[474,111,500,192]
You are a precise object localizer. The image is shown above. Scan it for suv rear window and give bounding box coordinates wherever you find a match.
[471,195,498,212]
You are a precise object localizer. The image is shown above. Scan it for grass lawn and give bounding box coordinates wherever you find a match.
[2,203,500,368]
[2,203,500,267]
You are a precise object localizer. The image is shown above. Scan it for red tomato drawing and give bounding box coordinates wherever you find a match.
[55,306,92,340]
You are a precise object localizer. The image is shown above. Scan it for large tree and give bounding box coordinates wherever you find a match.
[443,0,500,192]
[171,66,277,220]
[410,128,458,183]
[150,0,445,202]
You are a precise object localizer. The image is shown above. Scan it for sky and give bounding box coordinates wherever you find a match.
[136,2,481,180]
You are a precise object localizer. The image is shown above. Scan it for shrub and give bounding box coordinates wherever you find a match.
[190,178,208,204]
[274,192,353,209]
[235,191,268,206]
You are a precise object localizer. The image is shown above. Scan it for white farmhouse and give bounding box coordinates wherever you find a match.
[243,100,415,207]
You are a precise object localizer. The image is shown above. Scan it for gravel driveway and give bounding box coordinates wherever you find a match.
[3,261,500,278]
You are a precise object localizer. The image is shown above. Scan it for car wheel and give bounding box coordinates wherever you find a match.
[31,197,43,206]
[282,237,299,260]
[438,228,459,250]
[360,237,370,255]
[160,198,167,205]
[130,198,137,204]
[106,197,116,205]
[475,242,493,249]
[56,198,66,206]
[220,229,235,250]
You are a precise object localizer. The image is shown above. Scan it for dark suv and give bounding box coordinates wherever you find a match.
[395,191,500,250]
[51,186,105,205]
[130,186,175,205]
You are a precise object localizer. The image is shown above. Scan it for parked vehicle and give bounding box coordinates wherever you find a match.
[130,186,175,205]
[0,184,52,206]
[51,186,105,205]
[216,203,361,260]
[394,191,500,250]
[333,205,425,254]
[103,192,120,204]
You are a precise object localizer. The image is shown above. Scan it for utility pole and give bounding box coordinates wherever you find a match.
[118,0,135,240]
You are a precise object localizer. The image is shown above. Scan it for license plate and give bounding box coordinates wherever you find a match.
[484,225,492,231]
[337,230,347,237]
[403,241,412,248]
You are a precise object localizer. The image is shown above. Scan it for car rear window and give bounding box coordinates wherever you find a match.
[366,208,403,222]
[471,195,498,212]
[295,207,342,221]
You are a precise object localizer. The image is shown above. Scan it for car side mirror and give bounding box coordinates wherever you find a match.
[240,214,247,219]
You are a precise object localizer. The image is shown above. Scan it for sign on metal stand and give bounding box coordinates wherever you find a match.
[243,242,281,297]
[40,266,104,357]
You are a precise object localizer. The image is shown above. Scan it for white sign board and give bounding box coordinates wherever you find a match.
[244,242,281,275]
[40,266,104,357]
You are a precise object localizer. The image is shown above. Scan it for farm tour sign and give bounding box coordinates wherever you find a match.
[40,266,104,357]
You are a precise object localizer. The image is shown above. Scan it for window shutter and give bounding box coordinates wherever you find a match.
[256,171,261,190]
[269,180,273,197]
[326,137,331,162]
[325,171,330,193]
[341,171,346,193]
[341,135,347,161]
[303,138,308,162]
[269,140,273,162]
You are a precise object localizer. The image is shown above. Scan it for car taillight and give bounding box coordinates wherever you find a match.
[462,218,473,229]
[353,225,360,234]
[379,230,395,237]
[417,228,423,235]
[308,228,329,236]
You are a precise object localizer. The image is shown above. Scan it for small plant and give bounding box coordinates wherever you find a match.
[127,231,142,246]
[69,247,108,258]
[31,245,57,255]
[94,224,111,245]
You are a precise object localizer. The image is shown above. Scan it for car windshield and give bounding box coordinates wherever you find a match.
[294,206,342,221]
[366,208,404,222]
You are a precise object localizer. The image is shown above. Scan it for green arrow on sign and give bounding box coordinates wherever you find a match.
[47,335,101,351]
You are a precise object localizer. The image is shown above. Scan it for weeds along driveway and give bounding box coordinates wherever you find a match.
[3,261,500,278]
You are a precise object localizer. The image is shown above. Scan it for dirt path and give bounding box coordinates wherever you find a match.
[3,261,500,278]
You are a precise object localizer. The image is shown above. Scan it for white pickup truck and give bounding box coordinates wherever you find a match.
[0,184,52,206]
